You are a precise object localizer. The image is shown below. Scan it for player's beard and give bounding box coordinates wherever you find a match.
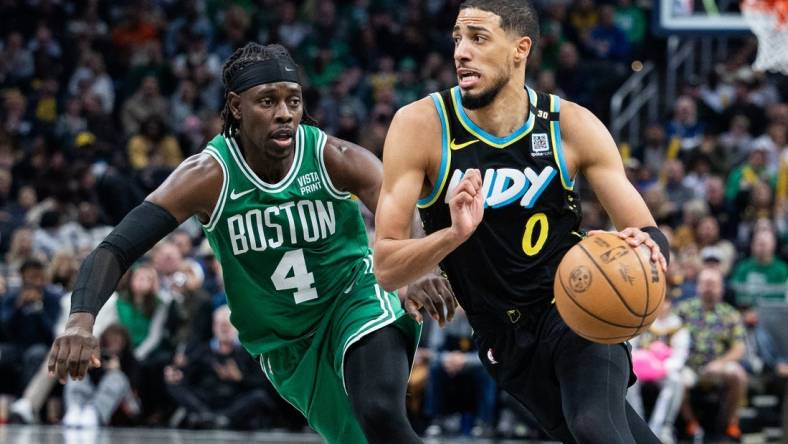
[462,69,509,110]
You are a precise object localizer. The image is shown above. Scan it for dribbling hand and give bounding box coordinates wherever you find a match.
[448,168,484,242]
[588,227,668,272]
[47,313,101,384]
[404,273,457,327]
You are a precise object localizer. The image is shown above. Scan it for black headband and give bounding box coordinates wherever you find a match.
[227,58,301,93]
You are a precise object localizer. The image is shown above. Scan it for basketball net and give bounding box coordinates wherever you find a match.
[742,0,788,74]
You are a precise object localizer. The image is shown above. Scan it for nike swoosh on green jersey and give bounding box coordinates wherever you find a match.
[230,188,255,200]
[449,138,480,151]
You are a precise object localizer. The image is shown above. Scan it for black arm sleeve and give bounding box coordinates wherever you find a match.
[70,201,179,316]
[640,226,670,266]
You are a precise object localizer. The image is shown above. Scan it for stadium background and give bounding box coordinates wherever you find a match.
[0,0,785,443]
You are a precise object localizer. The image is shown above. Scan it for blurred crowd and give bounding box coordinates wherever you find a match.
[0,0,785,442]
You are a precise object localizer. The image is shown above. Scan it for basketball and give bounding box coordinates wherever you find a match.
[554,233,666,344]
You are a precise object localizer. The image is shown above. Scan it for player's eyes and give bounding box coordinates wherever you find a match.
[259,98,273,106]
[290,98,301,106]
[452,35,461,45]
[473,35,485,43]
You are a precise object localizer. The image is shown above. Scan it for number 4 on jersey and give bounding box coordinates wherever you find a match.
[271,249,318,304]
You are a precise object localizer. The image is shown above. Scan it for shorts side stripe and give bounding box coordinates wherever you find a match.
[339,284,397,393]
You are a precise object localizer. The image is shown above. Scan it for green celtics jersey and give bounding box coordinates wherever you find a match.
[201,125,371,356]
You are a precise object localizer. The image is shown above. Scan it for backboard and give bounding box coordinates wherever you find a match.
[655,0,753,34]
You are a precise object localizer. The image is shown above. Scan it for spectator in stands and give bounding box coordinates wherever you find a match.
[54,98,87,151]
[170,79,201,136]
[643,184,680,227]
[555,42,592,108]
[635,123,668,178]
[46,251,79,294]
[3,88,32,141]
[627,295,689,444]
[568,0,598,39]
[127,115,182,172]
[109,265,169,363]
[666,96,705,154]
[661,159,697,208]
[0,259,61,394]
[0,32,34,86]
[152,240,185,294]
[725,144,775,201]
[165,305,275,430]
[731,228,788,309]
[734,182,776,250]
[58,202,113,256]
[62,324,139,428]
[5,226,38,275]
[165,258,213,356]
[719,115,753,164]
[723,77,768,136]
[424,308,496,438]
[614,0,647,52]
[68,52,115,115]
[586,5,630,61]
[695,216,736,275]
[677,267,748,441]
[121,75,169,137]
[32,210,65,261]
[704,176,736,240]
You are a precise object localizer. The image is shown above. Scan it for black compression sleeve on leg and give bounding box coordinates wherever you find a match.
[344,326,420,444]
[641,226,670,266]
[70,201,179,316]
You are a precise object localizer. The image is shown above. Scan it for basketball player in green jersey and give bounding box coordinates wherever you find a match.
[47,43,454,444]
[374,1,668,443]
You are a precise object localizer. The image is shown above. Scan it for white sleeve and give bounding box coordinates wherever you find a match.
[665,328,690,372]
[93,294,119,336]
[133,300,170,360]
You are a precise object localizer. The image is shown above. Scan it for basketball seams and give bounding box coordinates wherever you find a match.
[557,268,641,329]
[577,243,641,316]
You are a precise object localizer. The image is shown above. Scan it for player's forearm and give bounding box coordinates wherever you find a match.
[374,227,463,291]
[70,201,178,317]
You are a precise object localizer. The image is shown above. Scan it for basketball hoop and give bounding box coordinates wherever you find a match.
[742,0,788,74]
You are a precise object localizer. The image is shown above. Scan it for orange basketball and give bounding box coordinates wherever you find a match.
[553,232,666,344]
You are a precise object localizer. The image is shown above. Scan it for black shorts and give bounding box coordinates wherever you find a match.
[471,303,636,437]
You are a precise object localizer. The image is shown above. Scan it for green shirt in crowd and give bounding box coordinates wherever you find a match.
[730,257,788,307]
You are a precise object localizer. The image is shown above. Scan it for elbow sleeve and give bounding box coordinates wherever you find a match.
[70,201,178,316]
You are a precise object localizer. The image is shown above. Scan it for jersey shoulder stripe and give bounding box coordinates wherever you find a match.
[418,93,452,208]
[547,94,574,190]
[313,127,352,200]
[201,146,230,232]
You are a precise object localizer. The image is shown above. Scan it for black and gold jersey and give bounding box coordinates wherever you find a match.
[418,86,583,319]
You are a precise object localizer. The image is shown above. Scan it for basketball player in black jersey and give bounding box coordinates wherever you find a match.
[375,1,668,443]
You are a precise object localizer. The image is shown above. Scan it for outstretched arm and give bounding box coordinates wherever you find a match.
[373,98,484,292]
[48,153,222,383]
[561,100,668,270]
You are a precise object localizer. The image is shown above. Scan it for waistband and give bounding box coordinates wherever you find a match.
[467,298,555,333]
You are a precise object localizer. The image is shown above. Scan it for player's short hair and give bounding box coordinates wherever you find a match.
[459,0,540,48]
[221,42,315,136]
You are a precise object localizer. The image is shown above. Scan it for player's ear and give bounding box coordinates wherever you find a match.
[228,92,242,121]
[513,36,532,64]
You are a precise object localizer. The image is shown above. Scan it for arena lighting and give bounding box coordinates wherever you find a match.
[631,60,644,72]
